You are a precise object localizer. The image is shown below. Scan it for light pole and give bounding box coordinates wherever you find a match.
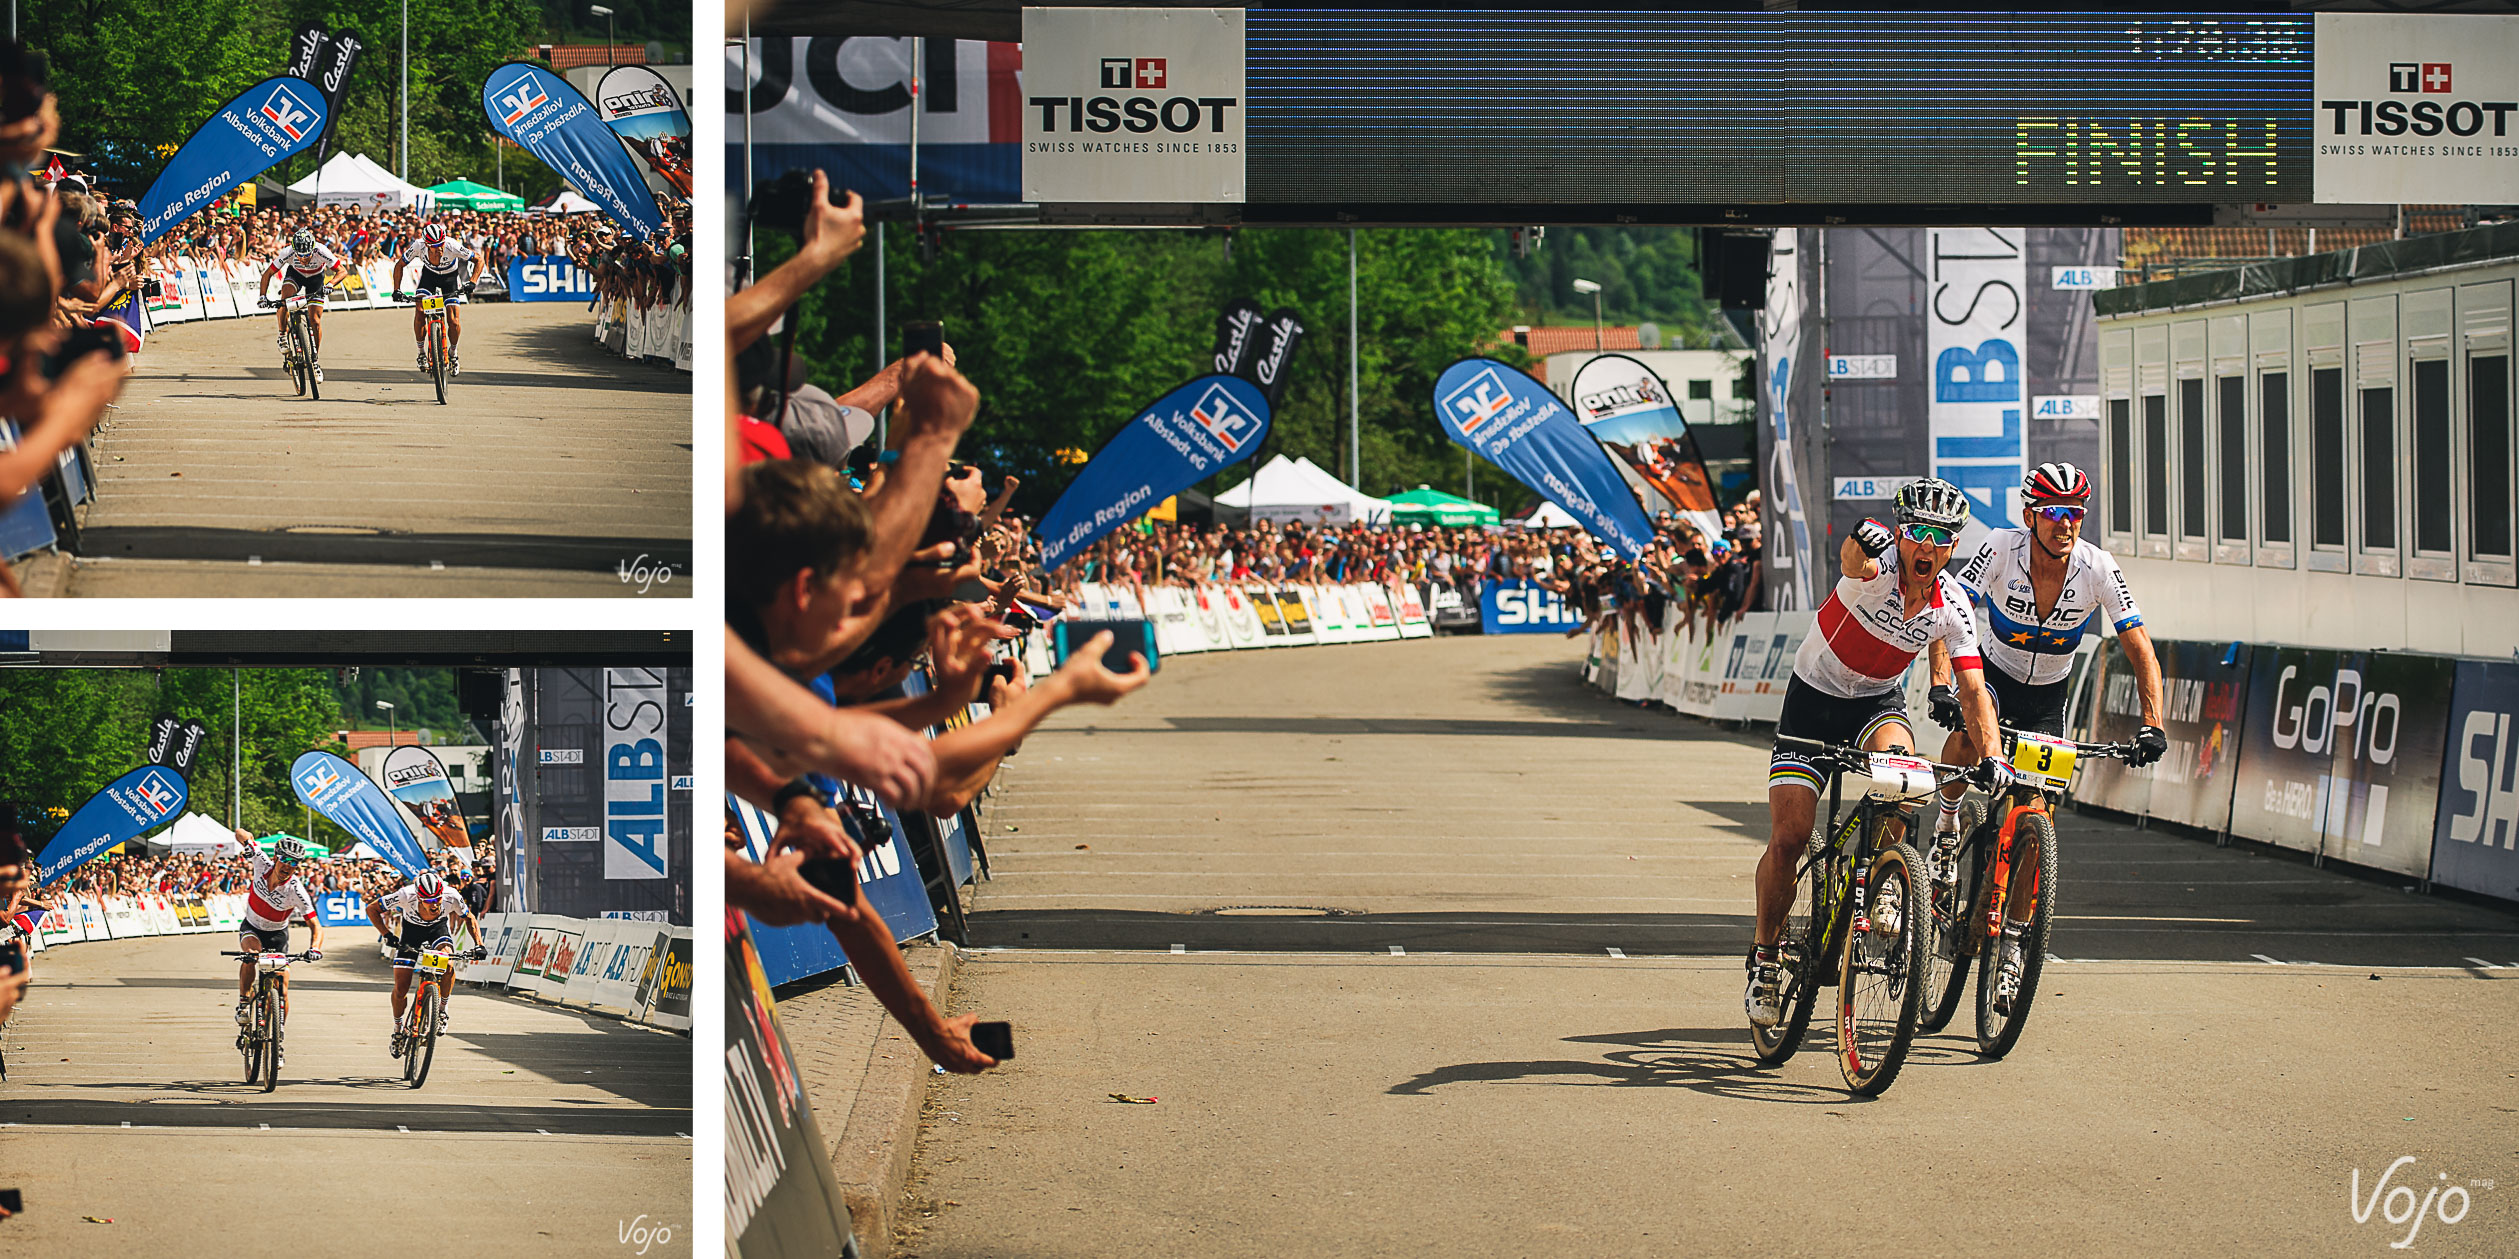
[591,5,615,72]
[376,700,398,752]
[399,0,408,181]
[1572,278,1603,351]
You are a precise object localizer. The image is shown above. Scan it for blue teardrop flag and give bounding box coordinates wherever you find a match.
[35,764,191,890]
[483,61,666,240]
[135,76,329,245]
[1036,374,1273,571]
[290,750,428,877]
[1432,357,1657,556]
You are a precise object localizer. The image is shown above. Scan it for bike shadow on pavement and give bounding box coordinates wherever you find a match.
[1386,1025,1863,1104]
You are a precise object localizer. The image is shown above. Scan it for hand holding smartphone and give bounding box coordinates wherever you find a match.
[970,1021,1014,1061]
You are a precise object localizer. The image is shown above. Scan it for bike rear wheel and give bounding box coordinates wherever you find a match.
[1838,839,1927,1096]
[1751,815,1851,1065]
[1976,809,2059,1059]
[431,323,448,405]
[1919,795,1987,1034]
[259,988,282,1092]
[409,985,440,1088]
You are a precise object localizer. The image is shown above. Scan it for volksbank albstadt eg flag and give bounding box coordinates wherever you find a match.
[1433,358,1656,557]
[1036,374,1272,571]
[135,76,329,245]
[34,765,191,890]
[290,750,428,877]
[483,61,665,241]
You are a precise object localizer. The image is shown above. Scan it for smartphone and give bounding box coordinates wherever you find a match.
[1053,619,1159,674]
[903,319,944,359]
[797,855,858,904]
[970,1021,1014,1061]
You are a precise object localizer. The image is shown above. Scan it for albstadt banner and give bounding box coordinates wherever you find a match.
[382,745,470,853]
[1036,373,1272,571]
[1925,228,2029,549]
[1571,352,1724,538]
[483,61,665,240]
[596,65,693,200]
[1433,357,1656,558]
[136,76,329,244]
[289,750,429,877]
[33,764,191,890]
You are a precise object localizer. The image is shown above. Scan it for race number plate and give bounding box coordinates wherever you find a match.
[420,294,446,312]
[1864,753,1938,800]
[257,952,289,970]
[2010,732,2078,790]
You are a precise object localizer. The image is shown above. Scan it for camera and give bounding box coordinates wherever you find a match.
[843,796,894,848]
[41,320,127,379]
[1002,607,1040,635]
[747,170,837,236]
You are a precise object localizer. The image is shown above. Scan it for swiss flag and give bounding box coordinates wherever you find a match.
[1134,58,1167,89]
[2422,63,2452,93]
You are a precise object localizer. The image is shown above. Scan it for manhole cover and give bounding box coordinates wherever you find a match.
[1202,905,1351,917]
[143,1097,227,1105]
[282,525,383,535]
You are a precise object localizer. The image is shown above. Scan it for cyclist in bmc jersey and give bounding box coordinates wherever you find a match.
[1925,462,2169,848]
[234,833,326,1032]
[260,228,343,377]
[1748,478,2012,1028]
[365,869,479,1057]
[393,222,485,376]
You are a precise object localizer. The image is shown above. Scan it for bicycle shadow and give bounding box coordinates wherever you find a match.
[1388,1025,1862,1104]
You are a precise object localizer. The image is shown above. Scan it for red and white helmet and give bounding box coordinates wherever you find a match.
[421,222,448,247]
[413,871,445,900]
[2023,461,2092,505]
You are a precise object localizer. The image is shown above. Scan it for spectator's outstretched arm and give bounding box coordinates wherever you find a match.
[729,171,863,355]
[821,875,995,1072]
[920,631,1152,816]
[856,355,980,598]
[727,627,936,809]
[0,349,124,505]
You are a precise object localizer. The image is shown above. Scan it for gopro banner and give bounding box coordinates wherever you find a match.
[1480,578,1584,634]
[727,37,1024,202]
[34,765,191,890]
[483,62,664,241]
[1433,357,1656,558]
[289,750,428,877]
[2313,14,2519,205]
[596,65,693,200]
[506,255,597,301]
[1036,374,1272,571]
[1571,352,1724,538]
[1926,227,2028,548]
[135,76,329,244]
[383,745,470,852]
[2433,660,2519,901]
[2226,647,2453,878]
[604,667,672,880]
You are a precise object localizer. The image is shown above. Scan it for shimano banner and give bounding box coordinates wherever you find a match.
[1036,374,1272,571]
[482,62,664,241]
[135,76,329,245]
[1433,357,1656,558]
[33,765,191,891]
[289,750,428,877]
[1926,227,2029,547]
[506,255,597,301]
[1570,352,1724,538]
[1480,578,1584,634]
[727,37,1023,202]
[596,65,693,200]
[2432,660,2519,901]
[382,745,470,853]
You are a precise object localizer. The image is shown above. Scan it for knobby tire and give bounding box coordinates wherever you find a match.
[1838,840,1927,1096]
[1976,809,2059,1059]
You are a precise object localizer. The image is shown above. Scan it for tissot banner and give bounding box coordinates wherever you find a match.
[1021,7,1246,203]
[596,65,694,200]
[33,764,190,890]
[382,745,470,852]
[727,37,1024,201]
[1036,374,1272,570]
[135,76,330,244]
[1433,357,1656,558]
[289,750,428,877]
[2433,660,2519,900]
[1926,227,2028,548]
[2313,14,2519,205]
[482,62,664,241]
[1570,353,1724,538]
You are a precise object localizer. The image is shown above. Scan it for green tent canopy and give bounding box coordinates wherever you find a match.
[426,179,525,211]
[1387,485,1500,528]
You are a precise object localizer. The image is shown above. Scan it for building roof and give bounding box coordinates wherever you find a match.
[339,730,427,751]
[1502,325,1644,357]
[540,44,648,70]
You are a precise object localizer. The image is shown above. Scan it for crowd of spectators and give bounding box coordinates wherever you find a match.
[12,842,491,913]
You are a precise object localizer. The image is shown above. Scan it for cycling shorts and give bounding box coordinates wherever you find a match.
[277,271,331,301]
[392,918,458,968]
[1769,675,1913,796]
[418,267,468,304]
[238,923,292,953]
[1984,664,2072,738]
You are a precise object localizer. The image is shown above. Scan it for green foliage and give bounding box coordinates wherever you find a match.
[0,669,349,842]
[1499,227,1722,344]
[334,667,473,736]
[760,224,1532,508]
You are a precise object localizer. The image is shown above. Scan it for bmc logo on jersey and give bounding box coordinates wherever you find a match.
[260,85,315,142]
[495,73,551,126]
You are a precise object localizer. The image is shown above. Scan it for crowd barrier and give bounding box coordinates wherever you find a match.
[137,252,463,329]
[592,289,693,370]
[19,891,693,1032]
[1582,604,1813,727]
[1043,578,1435,674]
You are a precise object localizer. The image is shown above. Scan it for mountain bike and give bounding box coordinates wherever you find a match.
[227,948,317,1091]
[1752,736,1984,1095]
[397,288,454,405]
[263,294,321,400]
[395,935,486,1088]
[1918,728,2137,1058]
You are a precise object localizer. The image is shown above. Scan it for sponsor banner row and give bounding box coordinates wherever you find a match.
[139,253,468,328]
[1585,605,1811,727]
[591,293,694,370]
[1067,580,1431,662]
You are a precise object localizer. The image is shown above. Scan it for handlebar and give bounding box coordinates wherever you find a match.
[1773,734,1982,785]
[1997,726,2140,763]
[222,950,320,961]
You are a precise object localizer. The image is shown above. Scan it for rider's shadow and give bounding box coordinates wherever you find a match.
[1387,1026,1857,1104]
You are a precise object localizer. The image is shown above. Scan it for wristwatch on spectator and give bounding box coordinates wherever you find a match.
[770,777,827,813]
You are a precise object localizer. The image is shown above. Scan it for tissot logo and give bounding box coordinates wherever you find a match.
[1100,56,1167,89]
[2389,62,2452,94]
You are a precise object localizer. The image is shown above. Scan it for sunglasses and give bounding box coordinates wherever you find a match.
[2034,505,2087,523]
[1899,523,1955,547]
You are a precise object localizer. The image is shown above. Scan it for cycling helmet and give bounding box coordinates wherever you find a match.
[268,835,307,865]
[413,871,445,900]
[1892,477,1971,532]
[290,228,315,252]
[421,222,448,247]
[2023,461,2093,505]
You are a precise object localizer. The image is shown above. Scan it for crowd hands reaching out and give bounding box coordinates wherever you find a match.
[724,171,1153,1074]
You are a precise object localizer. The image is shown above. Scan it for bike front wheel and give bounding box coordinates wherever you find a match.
[1838,840,1927,1096]
[1751,815,1851,1065]
[1976,809,2059,1059]
[259,988,282,1092]
[409,986,440,1088]
[430,323,448,405]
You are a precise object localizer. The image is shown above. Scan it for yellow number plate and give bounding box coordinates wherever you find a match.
[420,295,446,312]
[2010,732,2078,789]
[418,949,453,970]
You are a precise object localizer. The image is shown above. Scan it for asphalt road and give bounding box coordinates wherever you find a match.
[54,301,690,597]
[0,932,691,1253]
[898,632,2519,1257]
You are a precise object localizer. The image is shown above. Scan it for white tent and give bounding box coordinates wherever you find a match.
[534,188,600,214]
[1215,455,1392,525]
[162,811,244,855]
[1507,501,1583,530]
[288,151,434,210]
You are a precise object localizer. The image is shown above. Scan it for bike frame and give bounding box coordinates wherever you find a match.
[1956,732,2136,945]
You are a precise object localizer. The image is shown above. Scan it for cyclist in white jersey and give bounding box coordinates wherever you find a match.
[364,869,479,1056]
[393,222,485,376]
[233,834,326,1037]
[259,228,343,378]
[1924,462,2168,845]
[1747,478,2011,1028]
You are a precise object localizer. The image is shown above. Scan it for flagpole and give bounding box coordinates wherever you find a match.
[399,0,409,181]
